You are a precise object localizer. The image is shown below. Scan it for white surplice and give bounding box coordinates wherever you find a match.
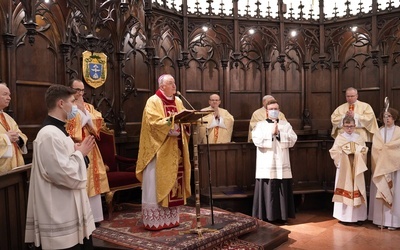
[252,119,297,179]
[25,125,95,249]
[330,132,368,222]
[368,126,400,228]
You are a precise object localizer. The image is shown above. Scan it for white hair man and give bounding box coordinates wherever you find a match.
[136,74,191,230]
[0,83,27,173]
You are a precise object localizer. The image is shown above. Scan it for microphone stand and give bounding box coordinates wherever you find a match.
[203,115,225,230]
[176,92,224,234]
[205,125,215,225]
[176,91,195,110]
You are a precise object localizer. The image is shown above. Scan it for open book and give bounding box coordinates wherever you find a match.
[174,110,212,123]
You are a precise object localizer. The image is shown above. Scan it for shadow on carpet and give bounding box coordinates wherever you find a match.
[92,205,260,249]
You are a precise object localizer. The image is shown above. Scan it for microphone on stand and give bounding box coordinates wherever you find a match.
[176,91,196,110]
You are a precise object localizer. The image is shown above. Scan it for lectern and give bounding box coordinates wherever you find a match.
[174,109,218,235]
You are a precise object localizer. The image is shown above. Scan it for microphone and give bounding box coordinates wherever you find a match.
[176,91,196,110]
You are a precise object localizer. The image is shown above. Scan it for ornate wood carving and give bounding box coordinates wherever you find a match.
[1,0,400,147]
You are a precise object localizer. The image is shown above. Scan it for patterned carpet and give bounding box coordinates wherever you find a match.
[92,205,260,249]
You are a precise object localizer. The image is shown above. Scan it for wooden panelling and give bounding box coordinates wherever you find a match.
[391,63,400,88]
[230,93,262,120]
[197,140,371,197]
[310,66,332,93]
[15,84,48,125]
[0,165,31,250]
[391,90,400,114]
[198,143,256,195]
[290,140,326,191]
[185,92,211,110]
[230,61,262,92]
[0,1,391,179]
[270,61,286,91]
[15,39,57,83]
[203,61,220,91]
[309,93,334,130]
[359,90,382,118]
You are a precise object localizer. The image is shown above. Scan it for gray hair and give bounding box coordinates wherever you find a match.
[263,95,274,102]
[346,87,358,94]
[158,74,173,87]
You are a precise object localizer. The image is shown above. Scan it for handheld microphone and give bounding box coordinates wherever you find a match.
[176,91,195,110]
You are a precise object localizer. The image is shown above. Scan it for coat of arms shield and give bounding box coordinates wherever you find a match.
[82,51,107,88]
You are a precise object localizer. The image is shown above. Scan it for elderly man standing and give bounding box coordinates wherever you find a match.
[199,94,234,144]
[136,74,191,230]
[331,87,378,142]
[0,83,27,173]
[248,95,286,142]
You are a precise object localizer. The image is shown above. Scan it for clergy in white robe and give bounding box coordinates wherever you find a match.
[0,83,28,173]
[25,85,96,249]
[66,79,109,225]
[199,94,234,144]
[251,100,297,222]
[331,87,378,142]
[329,116,368,223]
[368,108,400,229]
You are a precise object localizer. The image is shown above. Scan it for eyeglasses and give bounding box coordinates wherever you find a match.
[73,88,85,93]
[343,125,355,129]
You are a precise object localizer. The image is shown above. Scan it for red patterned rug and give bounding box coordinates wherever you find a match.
[92,205,260,249]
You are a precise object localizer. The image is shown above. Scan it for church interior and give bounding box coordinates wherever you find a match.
[1,0,400,249]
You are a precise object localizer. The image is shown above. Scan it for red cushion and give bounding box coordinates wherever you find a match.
[106,171,140,188]
[124,166,136,172]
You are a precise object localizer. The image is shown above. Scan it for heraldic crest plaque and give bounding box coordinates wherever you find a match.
[82,51,107,88]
